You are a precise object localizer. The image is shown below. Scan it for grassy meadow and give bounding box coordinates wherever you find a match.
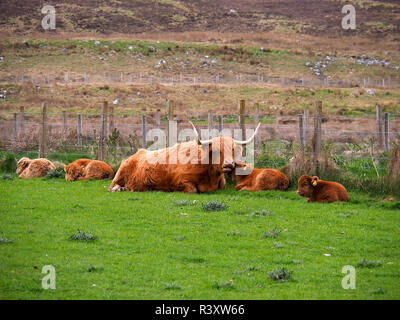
[0,176,399,300]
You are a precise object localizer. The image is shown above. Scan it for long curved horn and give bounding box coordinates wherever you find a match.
[234,123,261,145]
[189,121,213,145]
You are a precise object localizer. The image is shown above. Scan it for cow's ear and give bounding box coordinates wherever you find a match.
[312,176,319,187]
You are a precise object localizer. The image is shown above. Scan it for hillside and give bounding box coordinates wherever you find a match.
[1,0,399,40]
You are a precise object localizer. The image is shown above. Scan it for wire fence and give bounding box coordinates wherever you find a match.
[1,102,399,177]
[1,72,399,89]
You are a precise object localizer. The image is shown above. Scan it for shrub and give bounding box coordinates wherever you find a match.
[46,169,65,179]
[0,154,17,173]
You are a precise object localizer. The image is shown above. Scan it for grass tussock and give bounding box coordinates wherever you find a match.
[267,267,292,282]
[69,230,98,241]
[201,200,229,211]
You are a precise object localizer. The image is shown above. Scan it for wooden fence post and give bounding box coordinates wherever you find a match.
[299,114,305,152]
[156,109,161,129]
[254,103,260,147]
[239,100,246,155]
[99,101,108,161]
[77,114,82,147]
[142,115,147,148]
[19,106,24,135]
[384,112,389,152]
[109,105,114,133]
[303,109,310,146]
[208,111,213,139]
[39,103,48,158]
[13,113,18,141]
[312,101,322,176]
[376,104,383,149]
[62,111,67,133]
[167,100,174,147]
[218,115,223,133]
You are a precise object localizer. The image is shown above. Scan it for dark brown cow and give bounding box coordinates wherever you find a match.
[229,161,289,191]
[109,122,260,193]
[297,175,350,203]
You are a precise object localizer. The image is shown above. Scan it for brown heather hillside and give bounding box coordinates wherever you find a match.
[0,0,399,40]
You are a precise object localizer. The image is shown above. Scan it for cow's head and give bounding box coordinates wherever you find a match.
[297,175,319,197]
[189,121,260,172]
[16,157,31,175]
[64,163,83,181]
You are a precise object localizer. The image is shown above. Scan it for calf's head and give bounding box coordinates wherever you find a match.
[16,157,31,175]
[297,175,319,197]
[64,163,83,181]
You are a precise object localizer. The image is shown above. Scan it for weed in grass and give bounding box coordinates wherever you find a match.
[357,258,382,268]
[234,265,260,275]
[260,227,282,239]
[128,196,140,201]
[212,280,235,290]
[2,174,14,180]
[249,210,274,217]
[201,200,229,211]
[372,288,385,294]
[69,230,98,241]
[292,260,303,264]
[162,282,182,290]
[272,242,285,249]
[340,211,359,218]
[173,199,192,207]
[87,266,104,272]
[173,236,185,241]
[0,237,13,244]
[268,267,292,282]
[226,230,242,237]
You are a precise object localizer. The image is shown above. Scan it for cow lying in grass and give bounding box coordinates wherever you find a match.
[297,175,350,203]
[228,161,289,191]
[109,122,260,193]
[17,157,55,178]
[64,159,114,181]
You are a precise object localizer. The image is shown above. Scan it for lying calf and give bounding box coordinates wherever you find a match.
[229,162,289,191]
[64,159,114,181]
[297,175,349,203]
[17,157,55,178]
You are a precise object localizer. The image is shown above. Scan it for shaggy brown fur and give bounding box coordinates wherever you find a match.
[64,159,114,181]
[17,157,55,178]
[297,175,350,203]
[109,136,242,193]
[229,161,289,191]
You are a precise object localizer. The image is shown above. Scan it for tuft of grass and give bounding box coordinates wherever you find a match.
[272,242,285,249]
[69,230,98,241]
[249,210,274,217]
[212,280,235,290]
[268,267,292,282]
[162,282,182,290]
[357,258,382,268]
[0,237,14,244]
[2,174,15,180]
[201,200,229,212]
[87,265,104,272]
[173,199,192,207]
[260,227,282,239]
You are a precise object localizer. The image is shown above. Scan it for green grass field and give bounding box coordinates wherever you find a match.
[1,177,399,300]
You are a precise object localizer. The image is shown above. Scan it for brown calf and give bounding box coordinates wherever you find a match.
[297,175,350,203]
